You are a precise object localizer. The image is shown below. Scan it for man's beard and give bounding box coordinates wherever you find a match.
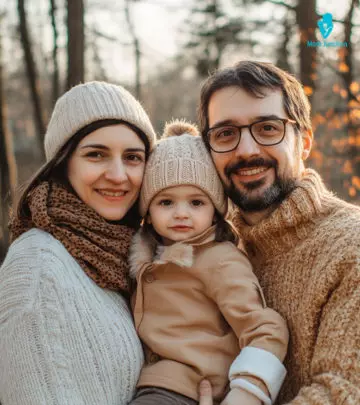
[224,158,297,212]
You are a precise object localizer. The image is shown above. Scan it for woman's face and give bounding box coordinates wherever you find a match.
[68,124,146,221]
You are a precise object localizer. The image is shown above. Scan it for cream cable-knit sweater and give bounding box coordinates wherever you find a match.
[233,169,360,405]
[0,228,144,405]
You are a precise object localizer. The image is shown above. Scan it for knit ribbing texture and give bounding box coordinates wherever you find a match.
[44,81,156,161]
[232,169,360,405]
[0,229,144,404]
[140,121,227,216]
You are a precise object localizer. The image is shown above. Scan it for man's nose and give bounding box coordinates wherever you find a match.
[234,128,261,159]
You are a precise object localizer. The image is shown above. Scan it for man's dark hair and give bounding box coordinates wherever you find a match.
[198,61,311,145]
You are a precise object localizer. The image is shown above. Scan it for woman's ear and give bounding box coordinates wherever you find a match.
[146,214,152,224]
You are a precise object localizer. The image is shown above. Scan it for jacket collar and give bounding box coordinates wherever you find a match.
[129,225,216,278]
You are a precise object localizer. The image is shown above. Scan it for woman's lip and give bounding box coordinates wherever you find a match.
[96,189,128,201]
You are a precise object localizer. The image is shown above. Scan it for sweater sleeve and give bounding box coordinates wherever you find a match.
[205,244,289,401]
[0,243,86,405]
[284,256,360,405]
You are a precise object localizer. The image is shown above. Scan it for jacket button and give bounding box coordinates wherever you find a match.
[144,272,155,283]
[149,353,160,364]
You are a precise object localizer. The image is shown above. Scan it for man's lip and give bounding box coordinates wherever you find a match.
[232,166,270,180]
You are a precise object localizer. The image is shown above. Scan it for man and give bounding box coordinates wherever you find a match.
[198,61,360,404]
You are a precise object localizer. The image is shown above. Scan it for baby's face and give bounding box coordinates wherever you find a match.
[148,185,215,245]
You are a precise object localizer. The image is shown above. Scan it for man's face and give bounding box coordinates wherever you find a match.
[208,86,312,212]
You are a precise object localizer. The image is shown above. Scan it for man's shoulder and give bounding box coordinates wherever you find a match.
[320,197,360,236]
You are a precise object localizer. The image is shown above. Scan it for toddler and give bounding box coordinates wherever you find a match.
[129,121,289,405]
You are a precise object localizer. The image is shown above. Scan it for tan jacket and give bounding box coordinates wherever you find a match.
[130,226,288,401]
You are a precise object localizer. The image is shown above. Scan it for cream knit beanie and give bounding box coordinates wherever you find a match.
[140,120,227,216]
[44,81,157,161]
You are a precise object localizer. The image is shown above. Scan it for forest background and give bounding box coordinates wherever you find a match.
[0,0,359,261]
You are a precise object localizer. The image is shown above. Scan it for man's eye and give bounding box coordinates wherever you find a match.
[215,128,237,140]
[159,199,172,206]
[191,200,204,206]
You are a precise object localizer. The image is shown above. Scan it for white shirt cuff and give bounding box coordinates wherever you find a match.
[228,346,287,402]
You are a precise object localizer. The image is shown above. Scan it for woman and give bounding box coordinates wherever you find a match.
[0,81,156,405]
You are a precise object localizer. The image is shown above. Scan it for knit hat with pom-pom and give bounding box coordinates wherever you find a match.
[139,119,227,216]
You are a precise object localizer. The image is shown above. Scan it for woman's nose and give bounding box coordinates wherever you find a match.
[104,160,128,183]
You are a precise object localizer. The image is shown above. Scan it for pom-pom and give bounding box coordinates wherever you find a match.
[162,119,199,139]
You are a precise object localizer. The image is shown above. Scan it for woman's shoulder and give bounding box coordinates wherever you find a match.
[5,228,69,262]
[0,228,74,290]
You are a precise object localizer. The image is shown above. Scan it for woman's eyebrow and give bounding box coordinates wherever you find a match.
[80,145,145,153]
[80,144,108,150]
[125,148,146,153]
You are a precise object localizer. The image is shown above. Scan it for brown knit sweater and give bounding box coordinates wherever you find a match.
[232,169,360,405]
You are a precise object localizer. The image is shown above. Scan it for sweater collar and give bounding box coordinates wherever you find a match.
[129,226,216,278]
[232,169,336,259]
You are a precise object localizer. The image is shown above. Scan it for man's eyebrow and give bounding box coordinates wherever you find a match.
[211,114,284,128]
[210,115,284,128]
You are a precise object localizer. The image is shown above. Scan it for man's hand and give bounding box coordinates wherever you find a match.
[221,388,262,405]
[199,380,213,405]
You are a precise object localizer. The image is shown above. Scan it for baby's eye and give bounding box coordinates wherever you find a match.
[159,199,173,206]
[191,199,204,206]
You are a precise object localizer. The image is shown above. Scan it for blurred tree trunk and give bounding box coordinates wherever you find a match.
[124,0,141,99]
[341,0,360,178]
[0,26,16,263]
[339,0,359,103]
[276,12,292,73]
[18,0,46,158]
[295,0,317,106]
[67,0,84,89]
[49,0,60,104]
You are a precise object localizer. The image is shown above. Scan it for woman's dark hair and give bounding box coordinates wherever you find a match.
[142,210,239,245]
[14,119,151,228]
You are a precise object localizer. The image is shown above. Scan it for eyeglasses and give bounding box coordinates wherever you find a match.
[207,118,297,153]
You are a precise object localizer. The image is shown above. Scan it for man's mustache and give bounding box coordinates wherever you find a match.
[225,158,277,179]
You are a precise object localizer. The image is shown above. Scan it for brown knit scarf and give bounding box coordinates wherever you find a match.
[10,181,136,295]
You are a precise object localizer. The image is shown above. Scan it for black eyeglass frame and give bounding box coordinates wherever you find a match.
[206,118,298,153]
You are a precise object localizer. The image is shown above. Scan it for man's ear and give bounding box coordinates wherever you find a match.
[301,129,313,160]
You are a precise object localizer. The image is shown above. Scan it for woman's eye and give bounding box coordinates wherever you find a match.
[85,151,104,159]
[191,199,204,206]
[125,154,144,163]
[159,199,172,206]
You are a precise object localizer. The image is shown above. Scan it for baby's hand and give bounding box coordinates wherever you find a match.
[221,388,262,405]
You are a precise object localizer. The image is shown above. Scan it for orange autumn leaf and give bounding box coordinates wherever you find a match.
[339,62,349,73]
[304,86,313,96]
[352,176,360,190]
[340,89,348,99]
[348,186,356,197]
[350,82,360,93]
[333,83,340,93]
[342,160,352,174]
